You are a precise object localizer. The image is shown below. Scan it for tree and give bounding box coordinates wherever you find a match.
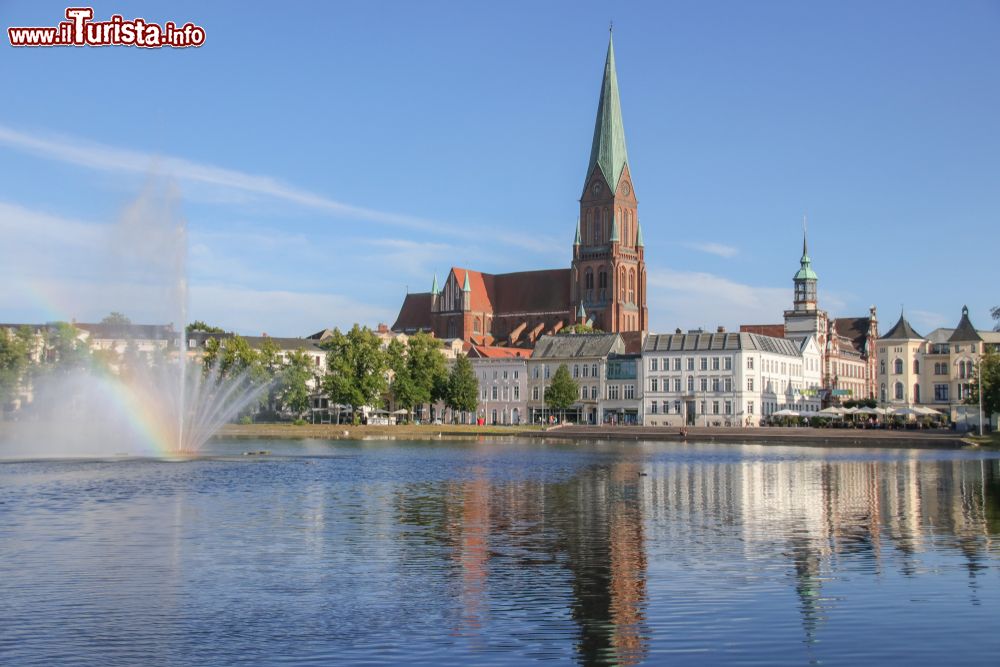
[966,350,1000,418]
[406,332,449,410]
[545,363,579,422]
[559,324,603,334]
[40,322,90,375]
[992,306,999,332]
[321,325,387,424]
[100,312,131,326]
[276,349,314,417]
[386,338,418,419]
[186,320,225,334]
[445,354,479,420]
[0,326,33,411]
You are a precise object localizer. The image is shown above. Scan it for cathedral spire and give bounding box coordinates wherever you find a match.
[431,274,439,295]
[636,219,644,248]
[802,214,809,259]
[587,31,629,191]
[462,271,471,292]
[574,217,581,245]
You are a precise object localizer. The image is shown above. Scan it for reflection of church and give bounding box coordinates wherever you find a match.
[392,32,648,346]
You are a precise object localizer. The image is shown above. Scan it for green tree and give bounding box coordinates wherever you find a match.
[321,325,387,424]
[445,353,479,419]
[992,306,999,332]
[0,326,33,411]
[186,320,225,334]
[100,312,131,326]
[386,338,418,419]
[407,332,449,409]
[545,363,579,422]
[966,350,1000,418]
[559,324,603,334]
[277,349,314,417]
[40,322,90,375]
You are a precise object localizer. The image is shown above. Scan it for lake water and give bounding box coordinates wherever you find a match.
[1,438,999,666]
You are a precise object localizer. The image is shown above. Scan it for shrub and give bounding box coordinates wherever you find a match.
[239,415,253,425]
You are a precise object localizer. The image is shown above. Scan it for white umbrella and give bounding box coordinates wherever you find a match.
[843,407,860,415]
[819,406,846,416]
[772,409,801,417]
[856,407,881,416]
[893,407,921,417]
[915,406,943,416]
[391,408,409,415]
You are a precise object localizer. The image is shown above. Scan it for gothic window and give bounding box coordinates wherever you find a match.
[913,359,919,374]
[473,318,481,334]
[587,209,595,243]
[881,383,886,402]
[628,268,635,303]
[893,358,903,374]
[619,267,626,301]
[894,382,904,400]
[880,359,886,375]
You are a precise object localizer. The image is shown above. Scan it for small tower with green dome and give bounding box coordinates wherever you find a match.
[793,222,818,313]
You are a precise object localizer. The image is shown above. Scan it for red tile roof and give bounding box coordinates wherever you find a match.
[391,292,433,332]
[468,345,532,359]
[740,324,785,338]
[450,267,572,315]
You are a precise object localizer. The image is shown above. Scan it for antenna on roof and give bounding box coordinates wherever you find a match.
[609,20,613,33]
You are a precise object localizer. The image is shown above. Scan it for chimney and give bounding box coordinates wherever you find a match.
[717,326,726,333]
[675,328,682,334]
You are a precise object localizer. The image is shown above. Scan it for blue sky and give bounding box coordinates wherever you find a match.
[1,0,997,336]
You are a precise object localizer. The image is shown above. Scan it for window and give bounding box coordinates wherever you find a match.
[893,358,903,374]
[573,364,579,378]
[747,378,754,391]
[894,382,904,400]
[913,384,920,403]
[582,364,589,378]
[712,378,720,392]
[687,376,694,392]
[724,378,732,392]
[913,360,919,374]
[592,364,598,377]
[514,370,519,379]
[712,401,720,415]
[687,358,695,371]
[724,357,732,370]
[514,385,520,400]
[880,383,886,402]
[700,378,708,391]
[747,357,754,370]
[608,385,620,400]
[674,400,681,414]
[581,386,587,399]
[748,401,754,415]
[492,386,498,400]
[700,357,708,370]
[673,358,681,371]
[649,358,658,371]
[533,366,540,379]
[712,357,720,370]
[674,378,682,392]
[493,370,498,379]
[725,400,732,415]
[650,401,658,414]
[532,386,539,400]
[544,365,550,379]
[503,370,508,380]
[591,386,598,399]
[624,385,635,400]
[650,378,658,392]
[933,384,948,401]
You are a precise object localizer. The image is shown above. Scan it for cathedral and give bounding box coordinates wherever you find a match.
[392,33,648,347]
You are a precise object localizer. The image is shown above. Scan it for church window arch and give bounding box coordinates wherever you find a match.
[628,268,635,303]
[880,383,886,402]
[894,382,904,400]
[473,318,481,334]
[893,358,903,375]
[587,209,594,243]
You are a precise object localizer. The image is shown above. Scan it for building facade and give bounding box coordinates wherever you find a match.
[469,347,529,425]
[642,330,822,427]
[392,33,647,346]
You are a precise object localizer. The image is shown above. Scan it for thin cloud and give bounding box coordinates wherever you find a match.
[0,122,551,254]
[682,241,739,258]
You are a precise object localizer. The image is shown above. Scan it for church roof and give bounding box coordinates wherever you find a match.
[450,266,572,315]
[948,305,983,342]
[880,313,923,341]
[587,33,629,192]
[794,230,818,281]
[391,292,433,333]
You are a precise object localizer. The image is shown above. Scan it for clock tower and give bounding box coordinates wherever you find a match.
[571,31,647,334]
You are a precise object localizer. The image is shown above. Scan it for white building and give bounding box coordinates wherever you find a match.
[642,329,822,427]
[468,346,529,425]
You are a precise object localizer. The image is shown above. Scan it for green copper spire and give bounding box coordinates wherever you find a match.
[462,270,471,292]
[636,219,644,247]
[610,211,620,242]
[574,217,581,245]
[587,32,629,192]
[431,274,439,295]
[794,222,818,281]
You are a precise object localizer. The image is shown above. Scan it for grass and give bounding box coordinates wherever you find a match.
[965,431,1000,449]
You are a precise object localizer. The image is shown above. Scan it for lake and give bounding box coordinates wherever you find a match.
[1,438,999,665]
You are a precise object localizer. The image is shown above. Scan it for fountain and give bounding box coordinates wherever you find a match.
[0,181,269,457]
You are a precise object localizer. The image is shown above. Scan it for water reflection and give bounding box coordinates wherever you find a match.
[2,445,1000,666]
[393,450,1000,665]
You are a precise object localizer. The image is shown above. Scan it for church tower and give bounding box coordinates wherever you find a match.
[571,31,647,334]
[784,222,828,346]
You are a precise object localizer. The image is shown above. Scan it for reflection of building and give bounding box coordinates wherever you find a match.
[391,32,648,345]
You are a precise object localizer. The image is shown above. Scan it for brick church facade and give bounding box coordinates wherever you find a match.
[392,33,648,347]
